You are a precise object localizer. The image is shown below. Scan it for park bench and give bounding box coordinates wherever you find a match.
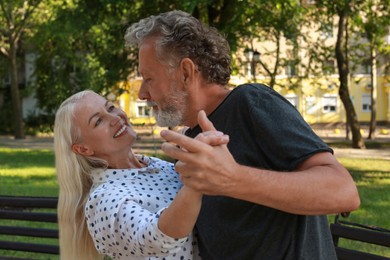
[1,195,390,260]
[330,213,390,260]
[0,195,59,260]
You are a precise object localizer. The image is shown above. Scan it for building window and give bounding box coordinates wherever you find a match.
[322,95,337,113]
[285,60,297,76]
[285,95,298,109]
[136,101,152,117]
[320,23,333,38]
[2,73,11,85]
[362,94,371,112]
[323,60,335,75]
[306,96,317,114]
[362,59,372,74]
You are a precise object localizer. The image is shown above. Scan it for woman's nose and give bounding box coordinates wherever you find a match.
[109,114,121,126]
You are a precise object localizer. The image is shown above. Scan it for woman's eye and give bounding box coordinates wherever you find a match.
[95,118,102,126]
[108,105,115,112]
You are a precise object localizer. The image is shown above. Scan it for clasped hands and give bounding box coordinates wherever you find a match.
[160,111,239,196]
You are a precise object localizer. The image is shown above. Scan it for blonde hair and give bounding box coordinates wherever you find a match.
[54,90,107,260]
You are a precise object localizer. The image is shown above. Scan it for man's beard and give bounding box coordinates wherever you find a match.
[152,87,187,127]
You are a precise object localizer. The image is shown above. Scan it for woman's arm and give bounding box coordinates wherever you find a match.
[158,186,202,238]
[158,124,229,238]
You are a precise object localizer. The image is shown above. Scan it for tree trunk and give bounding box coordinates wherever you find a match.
[335,8,365,149]
[368,47,377,139]
[10,41,25,139]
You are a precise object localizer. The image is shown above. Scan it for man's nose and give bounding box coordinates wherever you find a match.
[138,82,151,100]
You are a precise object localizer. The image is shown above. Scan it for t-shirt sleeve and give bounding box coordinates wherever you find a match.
[246,85,332,171]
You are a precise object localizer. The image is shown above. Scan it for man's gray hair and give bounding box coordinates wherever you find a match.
[125,10,231,85]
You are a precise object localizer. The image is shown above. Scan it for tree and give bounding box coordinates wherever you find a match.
[31,0,251,116]
[235,0,305,89]
[0,0,45,139]
[32,0,142,116]
[317,0,365,149]
[353,0,390,139]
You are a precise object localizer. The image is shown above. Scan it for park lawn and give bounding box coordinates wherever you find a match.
[0,147,58,196]
[0,147,58,259]
[329,157,390,257]
[0,147,389,257]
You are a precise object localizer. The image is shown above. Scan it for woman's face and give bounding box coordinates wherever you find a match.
[72,92,137,160]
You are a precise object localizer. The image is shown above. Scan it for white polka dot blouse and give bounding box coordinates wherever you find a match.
[85,155,200,260]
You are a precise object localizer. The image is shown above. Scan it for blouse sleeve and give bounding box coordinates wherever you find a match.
[85,187,190,258]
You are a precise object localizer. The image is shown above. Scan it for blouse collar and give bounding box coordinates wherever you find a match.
[90,155,160,184]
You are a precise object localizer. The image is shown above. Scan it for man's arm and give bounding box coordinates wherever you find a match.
[160,112,360,215]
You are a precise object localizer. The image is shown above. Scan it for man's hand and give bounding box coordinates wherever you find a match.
[160,111,238,195]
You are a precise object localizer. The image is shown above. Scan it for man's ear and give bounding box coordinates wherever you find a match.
[180,58,196,86]
[71,143,94,156]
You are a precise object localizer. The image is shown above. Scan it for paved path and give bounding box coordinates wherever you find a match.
[0,132,389,160]
[332,147,390,160]
[0,135,55,150]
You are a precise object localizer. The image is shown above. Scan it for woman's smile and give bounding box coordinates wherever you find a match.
[113,125,127,138]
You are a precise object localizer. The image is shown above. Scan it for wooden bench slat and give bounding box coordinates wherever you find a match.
[0,196,58,208]
[0,209,57,222]
[0,240,59,255]
[0,196,59,258]
[0,225,58,238]
[335,246,390,260]
[330,223,390,247]
[0,256,33,260]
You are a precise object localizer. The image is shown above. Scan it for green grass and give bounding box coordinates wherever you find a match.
[0,147,58,196]
[0,146,389,258]
[0,147,59,259]
[328,157,390,257]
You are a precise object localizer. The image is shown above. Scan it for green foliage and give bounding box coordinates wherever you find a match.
[1,0,388,129]
[0,97,13,134]
[24,112,54,136]
[29,0,256,114]
[235,0,306,88]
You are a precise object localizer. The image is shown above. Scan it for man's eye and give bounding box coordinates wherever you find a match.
[143,78,151,84]
[108,105,115,112]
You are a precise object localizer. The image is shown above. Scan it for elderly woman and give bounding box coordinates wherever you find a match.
[54,90,228,260]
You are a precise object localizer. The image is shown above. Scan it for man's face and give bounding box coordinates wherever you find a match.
[138,38,187,127]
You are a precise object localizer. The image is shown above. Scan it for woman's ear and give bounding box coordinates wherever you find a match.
[71,143,94,156]
[180,58,196,86]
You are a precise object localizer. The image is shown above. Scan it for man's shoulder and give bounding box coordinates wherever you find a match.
[232,83,272,96]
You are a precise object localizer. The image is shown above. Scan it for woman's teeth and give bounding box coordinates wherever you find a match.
[114,125,126,138]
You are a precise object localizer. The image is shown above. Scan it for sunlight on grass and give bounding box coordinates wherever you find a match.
[0,147,57,196]
[1,167,55,176]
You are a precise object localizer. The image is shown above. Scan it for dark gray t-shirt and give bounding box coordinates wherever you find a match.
[185,83,337,260]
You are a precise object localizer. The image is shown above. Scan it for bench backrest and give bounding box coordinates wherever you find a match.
[330,214,390,260]
[0,196,59,259]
